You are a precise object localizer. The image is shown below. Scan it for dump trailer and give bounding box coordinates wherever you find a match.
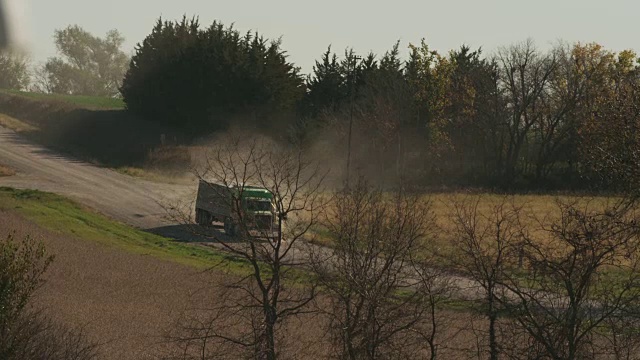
[195,180,279,238]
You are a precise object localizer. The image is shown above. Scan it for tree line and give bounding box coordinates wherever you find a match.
[299,40,640,191]
[118,17,640,191]
[0,25,129,97]
[0,18,638,191]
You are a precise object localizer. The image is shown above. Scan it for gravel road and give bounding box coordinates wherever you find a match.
[0,124,588,359]
[0,125,486,302]
[0,126,227,359]
[0,126,193,229]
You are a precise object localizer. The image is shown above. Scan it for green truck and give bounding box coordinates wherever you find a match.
[195,180,279,238]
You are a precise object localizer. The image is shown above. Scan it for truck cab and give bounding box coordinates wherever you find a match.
[238,186,279,238]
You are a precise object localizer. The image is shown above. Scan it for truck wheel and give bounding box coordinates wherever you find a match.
[195,209,203,225]
[196,209,211,226]
[224,218,235,237]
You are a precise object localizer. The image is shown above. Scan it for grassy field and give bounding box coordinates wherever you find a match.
[0,187,249,273]
[0,89,125,110]
[1,187,623,357]
[309,191,620,255]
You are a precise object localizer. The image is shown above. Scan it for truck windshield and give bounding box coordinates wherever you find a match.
[246,200,272,212]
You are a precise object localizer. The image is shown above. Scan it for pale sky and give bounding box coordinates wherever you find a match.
[14,0,640,75]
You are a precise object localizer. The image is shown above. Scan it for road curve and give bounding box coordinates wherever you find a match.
[0,126,194,229]
[0,126,489,302]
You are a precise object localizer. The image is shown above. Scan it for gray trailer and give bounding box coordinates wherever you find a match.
[195,180,279,238]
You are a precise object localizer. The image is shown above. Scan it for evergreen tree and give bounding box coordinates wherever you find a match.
[120,17,304,135]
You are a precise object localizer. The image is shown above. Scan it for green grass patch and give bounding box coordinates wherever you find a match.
[0,187,250,274]
[0,90,125,110]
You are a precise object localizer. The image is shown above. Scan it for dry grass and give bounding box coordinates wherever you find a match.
[0,204,625,359]
[163,292,483,359]
[307,192,620,253]
[1,208,469,359]
[146,145,192,168]
[0,163,16,177]
[114,145,197,184]
[115,166,193,185]
[428,192,621,254]
[0,113,39,133]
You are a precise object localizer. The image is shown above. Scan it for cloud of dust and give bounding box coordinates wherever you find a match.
[184,110,413,191]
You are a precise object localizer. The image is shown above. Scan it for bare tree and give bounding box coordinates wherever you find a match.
[166,137,325,360]
[411,260,457,360]
[311,179,437,359]
[448,195,524,360]
[499,198,640,360]
[600,310,640,360]
[496,39,557,183]
[8,309,100,360]
[531,42,584,182]
[30,63,56,94]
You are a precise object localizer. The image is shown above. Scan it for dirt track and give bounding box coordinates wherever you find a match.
[0,126,193,229]
[0,123,484,288]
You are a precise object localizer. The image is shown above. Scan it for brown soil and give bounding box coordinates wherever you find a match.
[0,210,219,359]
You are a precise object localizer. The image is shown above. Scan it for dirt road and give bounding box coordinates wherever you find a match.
[0,125,497,357]
[0,126,332,358]
[0,126,193,229]
[0,125,485,300]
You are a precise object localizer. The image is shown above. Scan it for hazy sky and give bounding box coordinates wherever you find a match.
[17,0,640,75]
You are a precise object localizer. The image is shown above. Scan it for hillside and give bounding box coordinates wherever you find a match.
[0,188,243,359]
[0,91,187,171]
[0,90,126,110]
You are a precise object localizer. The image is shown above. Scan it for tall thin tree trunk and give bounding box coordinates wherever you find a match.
[262,305,277,360]
[488,284,498,360]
